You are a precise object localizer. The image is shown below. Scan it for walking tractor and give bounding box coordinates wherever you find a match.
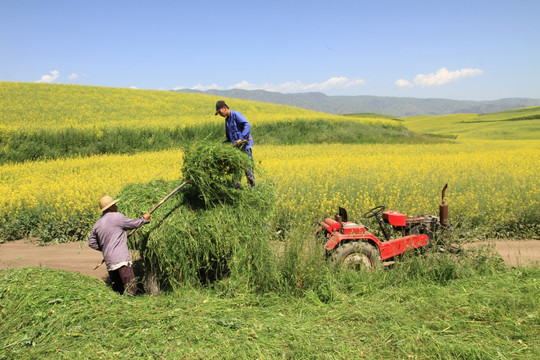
[318,184,449,269]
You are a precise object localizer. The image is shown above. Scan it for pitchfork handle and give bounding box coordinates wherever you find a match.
[127,180,189,237]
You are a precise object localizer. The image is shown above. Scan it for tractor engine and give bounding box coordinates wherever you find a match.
[382,210,439,236]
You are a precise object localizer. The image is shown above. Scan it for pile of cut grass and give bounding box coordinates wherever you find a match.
[119,142,277,293]
[181,141,253,205]
[1,253,538,359]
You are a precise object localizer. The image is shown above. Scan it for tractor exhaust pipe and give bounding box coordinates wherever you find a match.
[439,184,449,227]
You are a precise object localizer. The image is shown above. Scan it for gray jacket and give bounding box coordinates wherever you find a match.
[88,212,149,269]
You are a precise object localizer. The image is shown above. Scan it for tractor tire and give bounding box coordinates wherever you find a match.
[332,241,380,270]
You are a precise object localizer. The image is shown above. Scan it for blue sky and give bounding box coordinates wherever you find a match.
[1,0,539,100]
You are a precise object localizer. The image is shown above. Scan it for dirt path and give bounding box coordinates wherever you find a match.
[1,239,539,280]
[463,240,540,267]
[0,239,109,280]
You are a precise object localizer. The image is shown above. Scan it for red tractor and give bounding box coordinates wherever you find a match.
[318,185,448,269]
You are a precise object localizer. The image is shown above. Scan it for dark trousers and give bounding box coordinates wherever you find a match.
[108,265,137,295]
[244,148,255,187]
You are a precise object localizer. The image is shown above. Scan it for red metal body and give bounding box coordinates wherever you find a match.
[382,210,407,226]
[322,218,430,261]
[321,185,446,264]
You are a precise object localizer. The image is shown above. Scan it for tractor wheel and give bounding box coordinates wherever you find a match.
[332,241,380,270]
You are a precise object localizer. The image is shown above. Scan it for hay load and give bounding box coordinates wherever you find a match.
[181,141,253,205]
[119,142,278,294]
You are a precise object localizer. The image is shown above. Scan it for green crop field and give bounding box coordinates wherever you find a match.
[1,82,539,359]
[402,106,540,140]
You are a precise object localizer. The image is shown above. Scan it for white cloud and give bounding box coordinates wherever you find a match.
[192,83,221,91]
[230,76,366,92]
[395,79,411,88]
[171,83,221,91]
[68,73,78,80]
[172,76,365,93]
[36,70,60,83]
[396,67,483,88]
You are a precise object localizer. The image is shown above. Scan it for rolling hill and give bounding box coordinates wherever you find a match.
[400,106,540,140]
[0,82,439,164]
[176,88,540,117]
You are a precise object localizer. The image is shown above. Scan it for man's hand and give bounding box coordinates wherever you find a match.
[234,139,248,148]
[143,213,151,220]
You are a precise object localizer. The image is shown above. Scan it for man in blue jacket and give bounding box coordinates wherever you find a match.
[215,100,255,187]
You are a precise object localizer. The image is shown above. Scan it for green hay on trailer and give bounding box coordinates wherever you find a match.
[119,142,278,294]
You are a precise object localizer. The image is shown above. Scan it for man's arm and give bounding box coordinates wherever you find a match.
[88,228,100,251]
[119,213,150,230]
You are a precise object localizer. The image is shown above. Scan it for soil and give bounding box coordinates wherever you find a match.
[1,239,539,280]
[0,239,109,280]
[462,240,540,267]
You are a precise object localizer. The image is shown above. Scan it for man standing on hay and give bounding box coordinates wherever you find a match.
[88,196,151,295]
[215,100,256,187]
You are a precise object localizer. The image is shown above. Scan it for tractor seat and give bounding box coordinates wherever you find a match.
[382,210,406,227]
[341,222,365,234]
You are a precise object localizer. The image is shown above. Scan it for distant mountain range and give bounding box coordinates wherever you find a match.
[175,89,540,117]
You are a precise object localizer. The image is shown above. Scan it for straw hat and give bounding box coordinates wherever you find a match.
[99,195,120,212]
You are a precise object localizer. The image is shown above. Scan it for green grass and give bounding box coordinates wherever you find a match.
[465,106,540,123]
[0,119,443,165]
[255,118,444,146]
[0,123,223,164]
[343,112,403,120]
[403,106,540,140]
[1,253,538,359]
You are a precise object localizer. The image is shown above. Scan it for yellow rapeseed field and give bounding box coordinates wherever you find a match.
[1,82,538,240]
[0,150,183,221]
[1,140,538,229]
[261,141,539,224]
[0,82,390,132]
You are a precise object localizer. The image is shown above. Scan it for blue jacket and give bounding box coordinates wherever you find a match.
[224,110,254,150]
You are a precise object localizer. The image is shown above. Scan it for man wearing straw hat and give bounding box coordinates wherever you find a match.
[88,195,151,295]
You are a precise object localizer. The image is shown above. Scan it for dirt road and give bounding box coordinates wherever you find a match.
[463,240,540,267]
[1,239,539,280]
[0,239,109,280]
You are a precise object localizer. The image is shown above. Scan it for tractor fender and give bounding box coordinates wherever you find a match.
[325,233,380,252]
[331,241,381,270]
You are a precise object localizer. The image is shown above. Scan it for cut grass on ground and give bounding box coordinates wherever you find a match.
[1,262,538,359]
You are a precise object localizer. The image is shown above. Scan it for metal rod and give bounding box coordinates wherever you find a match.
[128,180,189,237]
